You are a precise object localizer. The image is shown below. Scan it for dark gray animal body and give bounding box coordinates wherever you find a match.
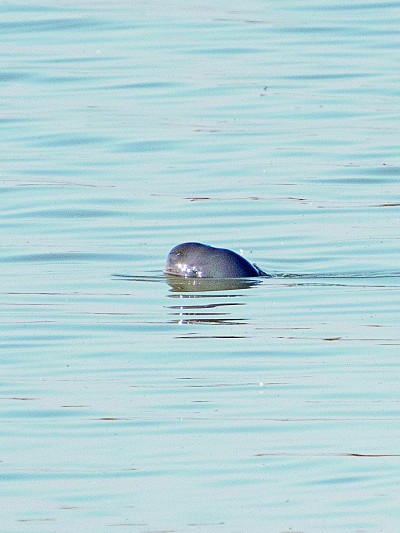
[164,242,269,278]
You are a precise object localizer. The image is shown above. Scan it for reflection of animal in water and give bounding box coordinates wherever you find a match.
[164,242,269,279]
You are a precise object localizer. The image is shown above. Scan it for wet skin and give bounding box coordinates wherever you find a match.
[164,242,269,279]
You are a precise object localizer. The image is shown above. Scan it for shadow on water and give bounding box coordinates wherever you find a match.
[164,276,262,330]
[113,274,260,330]
[166,296,248,329]
[113,273,263,292]
[164,275,262,292]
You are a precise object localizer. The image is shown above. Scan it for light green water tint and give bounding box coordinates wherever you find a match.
[1,1,400,532]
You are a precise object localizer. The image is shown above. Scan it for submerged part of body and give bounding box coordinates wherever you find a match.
[164,242,269,279]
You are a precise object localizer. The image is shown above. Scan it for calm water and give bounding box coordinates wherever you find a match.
[1,1,400,531]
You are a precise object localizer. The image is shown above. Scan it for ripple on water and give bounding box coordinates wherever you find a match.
[1,0,400,531]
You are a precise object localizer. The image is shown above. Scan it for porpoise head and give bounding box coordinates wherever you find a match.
[164,242,268,279]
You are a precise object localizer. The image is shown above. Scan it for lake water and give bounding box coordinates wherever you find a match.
[1,1,400,531]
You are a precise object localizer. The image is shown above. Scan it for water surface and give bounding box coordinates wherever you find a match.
[1,1,400,531]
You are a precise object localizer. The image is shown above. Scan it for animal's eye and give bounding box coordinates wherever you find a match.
[191,266,203,277]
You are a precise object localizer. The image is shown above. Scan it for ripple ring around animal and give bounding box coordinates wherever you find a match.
[164,242,270,279]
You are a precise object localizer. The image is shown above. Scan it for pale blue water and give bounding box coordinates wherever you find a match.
[1,1,400,532]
